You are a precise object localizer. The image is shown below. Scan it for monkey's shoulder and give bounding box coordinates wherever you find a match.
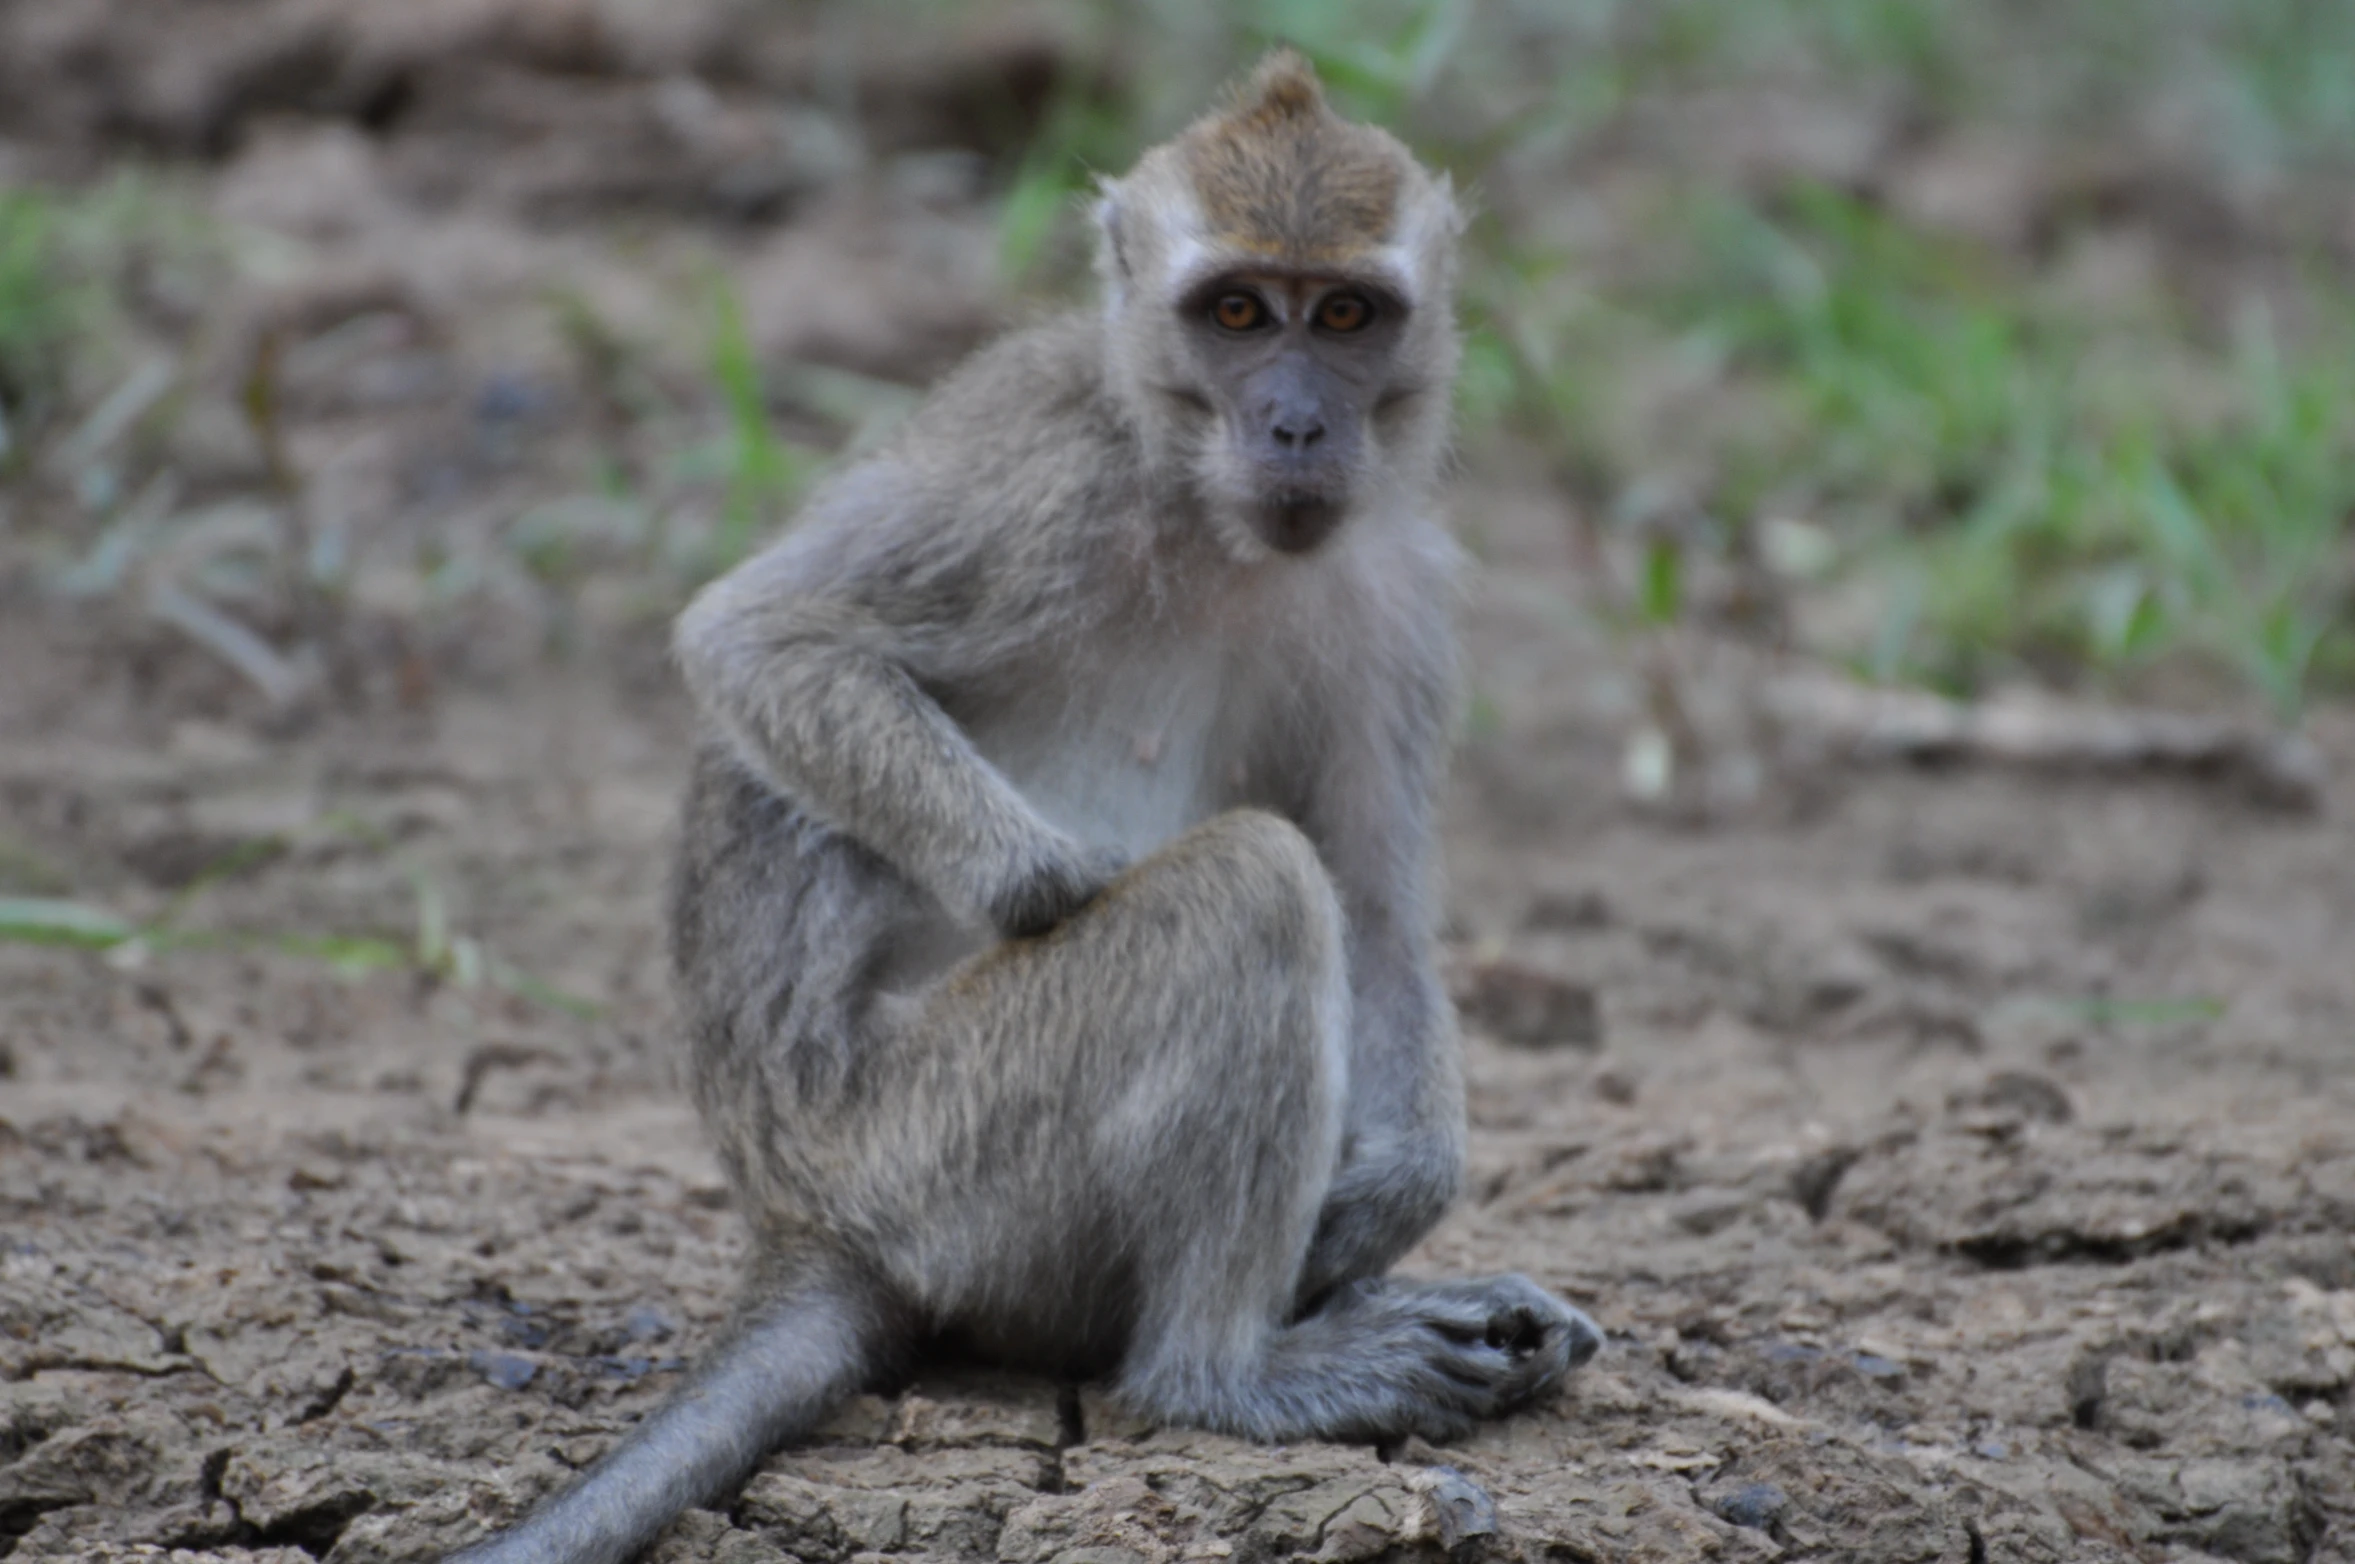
[889,311,1136,494]
[770,314,1147,610]
[736,315,1145,648]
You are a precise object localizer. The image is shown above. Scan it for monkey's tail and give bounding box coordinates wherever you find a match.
[446,1285,872,1564]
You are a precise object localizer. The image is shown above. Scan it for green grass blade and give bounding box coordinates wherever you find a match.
[0,897,135,949]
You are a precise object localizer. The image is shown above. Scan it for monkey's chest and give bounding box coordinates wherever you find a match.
[978,651,1252,861]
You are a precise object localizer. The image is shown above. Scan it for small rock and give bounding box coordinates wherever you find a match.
[1850,1351,1905,1381]
[1592,1068,1638,1106]
[1789,1146,1859,1222]
[812,1393,897,1444]
[2065,1350,2110,1430]
[1411,1466,1498,1556]
[375,1346,462,1398]
[1712,1481,1789,1532]
[2174,1458,2307,1564]
[890,1371,1063,1449]
[1523,887,1611,932]
[469,1350,538,1391]
[624,1304,675,1343]
[1453,959,1603,1051]
[1973,1070,2075,1125]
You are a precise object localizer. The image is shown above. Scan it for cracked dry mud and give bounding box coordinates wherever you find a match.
[2,3,2354,1557]
[5,510,2355,1563]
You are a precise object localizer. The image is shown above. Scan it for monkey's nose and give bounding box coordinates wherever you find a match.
[1271,418,1326,450]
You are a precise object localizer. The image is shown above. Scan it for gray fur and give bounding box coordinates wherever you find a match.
[447,78,1600,1564]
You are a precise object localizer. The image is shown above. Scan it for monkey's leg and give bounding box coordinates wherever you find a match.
[880,810,1598,1445]
[444,1272,877,1564]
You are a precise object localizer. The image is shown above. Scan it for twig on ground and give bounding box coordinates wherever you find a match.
[1767,675,2328,811]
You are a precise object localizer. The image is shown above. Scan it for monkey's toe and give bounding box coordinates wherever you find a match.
[1562,1306,1604,1369]
[1472,1278,1604,1408]
[1483,1306,1547,1357]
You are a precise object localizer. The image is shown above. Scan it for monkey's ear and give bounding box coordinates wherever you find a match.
[1434,173,1468,231]
[1093,189,1132,281]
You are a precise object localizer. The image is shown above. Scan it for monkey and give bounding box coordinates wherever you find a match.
[449,52,1602,1564]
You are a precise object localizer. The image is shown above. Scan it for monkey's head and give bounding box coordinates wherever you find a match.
[1096,51,1464,561]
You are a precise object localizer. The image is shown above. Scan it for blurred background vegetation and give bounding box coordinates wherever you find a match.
[3,0,2353,725]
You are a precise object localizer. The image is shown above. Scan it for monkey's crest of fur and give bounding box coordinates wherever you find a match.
[1097,49,1459,285]
[1222,48,1325,123]
[1183,52,1403,264]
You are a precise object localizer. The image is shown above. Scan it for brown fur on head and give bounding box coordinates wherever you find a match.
[1095,50,1464,554]
[1098,50,1457,302]
[1179,51,1405,267]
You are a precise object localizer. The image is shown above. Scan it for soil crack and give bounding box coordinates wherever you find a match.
[1951,1212,2272,1270]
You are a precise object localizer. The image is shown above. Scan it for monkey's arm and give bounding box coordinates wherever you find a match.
[1293,647,1465,1303]
[675,532,1121,939]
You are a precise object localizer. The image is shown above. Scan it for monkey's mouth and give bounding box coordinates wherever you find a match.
[1255,493,1345,555]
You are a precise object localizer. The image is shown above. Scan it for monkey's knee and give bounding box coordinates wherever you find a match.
[1169,808,1326,881]
[1135,810,1342,968]
[1073,813,1350,1227]
[1151,812,1348,1082]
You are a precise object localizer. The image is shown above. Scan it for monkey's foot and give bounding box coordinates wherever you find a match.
[1266,1273,1603,1442]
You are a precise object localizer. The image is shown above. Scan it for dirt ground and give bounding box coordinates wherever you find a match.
[4,4,2355,1562]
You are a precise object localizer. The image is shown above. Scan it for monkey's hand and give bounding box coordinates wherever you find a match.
[987,838,1130,940]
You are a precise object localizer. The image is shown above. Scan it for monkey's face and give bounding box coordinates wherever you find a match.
[1092,59,1462,558]
[1175,272,1410,557]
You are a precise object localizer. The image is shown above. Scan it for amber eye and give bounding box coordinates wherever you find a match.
[1211,292,1267,331]
[1315,292,1373,333]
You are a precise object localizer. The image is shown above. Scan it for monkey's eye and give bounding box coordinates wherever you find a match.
[1210,292,1268,332]
[1314,292,1374,333]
